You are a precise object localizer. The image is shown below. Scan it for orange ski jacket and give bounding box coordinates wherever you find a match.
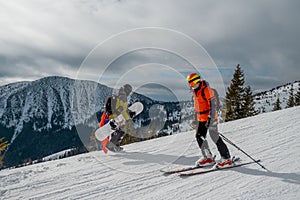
[193,81,217,122]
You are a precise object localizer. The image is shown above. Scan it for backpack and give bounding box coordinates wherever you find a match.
[104,96,116,115]
[200,81,221,111]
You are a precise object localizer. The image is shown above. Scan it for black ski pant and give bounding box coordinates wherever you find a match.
[110,130,125,146]
[196,122,230,159]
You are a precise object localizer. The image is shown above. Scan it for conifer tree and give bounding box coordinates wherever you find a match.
[242,86,258,117]
[225,64,245,121]
[295,83,300,106]
[0,137,9,168]
[273,97,281,111]
[286,85,295,108]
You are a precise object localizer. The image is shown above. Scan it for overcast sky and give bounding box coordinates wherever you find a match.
[0,0,299,101]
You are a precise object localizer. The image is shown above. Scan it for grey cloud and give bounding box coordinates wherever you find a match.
[0,0,299,96]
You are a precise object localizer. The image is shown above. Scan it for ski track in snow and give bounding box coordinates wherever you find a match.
[1,107,300,199]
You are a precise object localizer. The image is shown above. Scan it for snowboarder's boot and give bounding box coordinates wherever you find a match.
[106,141,123,152]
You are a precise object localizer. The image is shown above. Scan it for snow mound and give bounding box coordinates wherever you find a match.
[1,107,300,199]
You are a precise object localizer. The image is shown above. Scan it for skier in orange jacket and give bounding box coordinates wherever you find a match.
[186,73,232,167]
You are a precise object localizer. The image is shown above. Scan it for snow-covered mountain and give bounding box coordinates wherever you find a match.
[254,81,300,113]
[0,76,114,168]
[1,106,299,199]
[2,76,299,169]
[0,76,114,133]
[0,76,194,168]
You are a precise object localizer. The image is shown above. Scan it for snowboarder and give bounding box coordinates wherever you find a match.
[99,84,136,152]
[186,73,232,167]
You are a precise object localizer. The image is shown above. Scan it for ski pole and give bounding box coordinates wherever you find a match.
[219,133,268,170]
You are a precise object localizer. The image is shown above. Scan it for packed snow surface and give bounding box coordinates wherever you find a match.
[1,107,300,199]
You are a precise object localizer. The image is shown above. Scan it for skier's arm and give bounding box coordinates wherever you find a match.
[118,87,127,102]
[209,98,217,119]
[204,87,217,118]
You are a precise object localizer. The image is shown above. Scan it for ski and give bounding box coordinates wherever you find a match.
[179,159,261,177]
[161,155,236,174]
[160,164,213,174]
[160,155,217,174]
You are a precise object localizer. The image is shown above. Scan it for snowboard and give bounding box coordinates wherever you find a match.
[95,102,144,142]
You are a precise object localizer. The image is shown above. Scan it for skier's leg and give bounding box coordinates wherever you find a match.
[196,122,212,157]
[209,126,230,159]
[110,130,125,146]
[110,131,119,145]
[106,130,124,152]
[106,141,122,152]
[100,136,110,154]
[195,122,214,166]
[124,119,136,138]
[115,130,125,146]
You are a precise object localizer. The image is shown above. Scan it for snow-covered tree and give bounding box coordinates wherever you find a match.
[286,85,295,108]
[0,137,9,168]
[295,83,300,106]
[272,97,282,111]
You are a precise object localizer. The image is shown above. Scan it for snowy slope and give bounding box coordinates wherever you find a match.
[1,106,300,200]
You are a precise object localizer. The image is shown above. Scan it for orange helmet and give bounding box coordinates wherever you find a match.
[186,73,201,87]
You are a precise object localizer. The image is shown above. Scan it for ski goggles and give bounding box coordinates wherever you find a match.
[188,78,201,87]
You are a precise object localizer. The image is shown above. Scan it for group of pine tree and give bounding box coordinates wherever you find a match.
[273,82,300,111]
[0,137,9,168]
[224,64,258,122]
[224,64,300,121]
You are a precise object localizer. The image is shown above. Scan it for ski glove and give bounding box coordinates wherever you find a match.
[206,117,218,128]
[191,120,198,129]
[109,120,118,130]
[129,110,136,118]
[211,119,218,127]
[205,117,211,128]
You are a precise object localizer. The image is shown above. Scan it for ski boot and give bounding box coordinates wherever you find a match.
[215,157,233,168]
[195,156,215,167]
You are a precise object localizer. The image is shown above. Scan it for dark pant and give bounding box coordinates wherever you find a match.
[110,130,125,146]
[196,122,230,159]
